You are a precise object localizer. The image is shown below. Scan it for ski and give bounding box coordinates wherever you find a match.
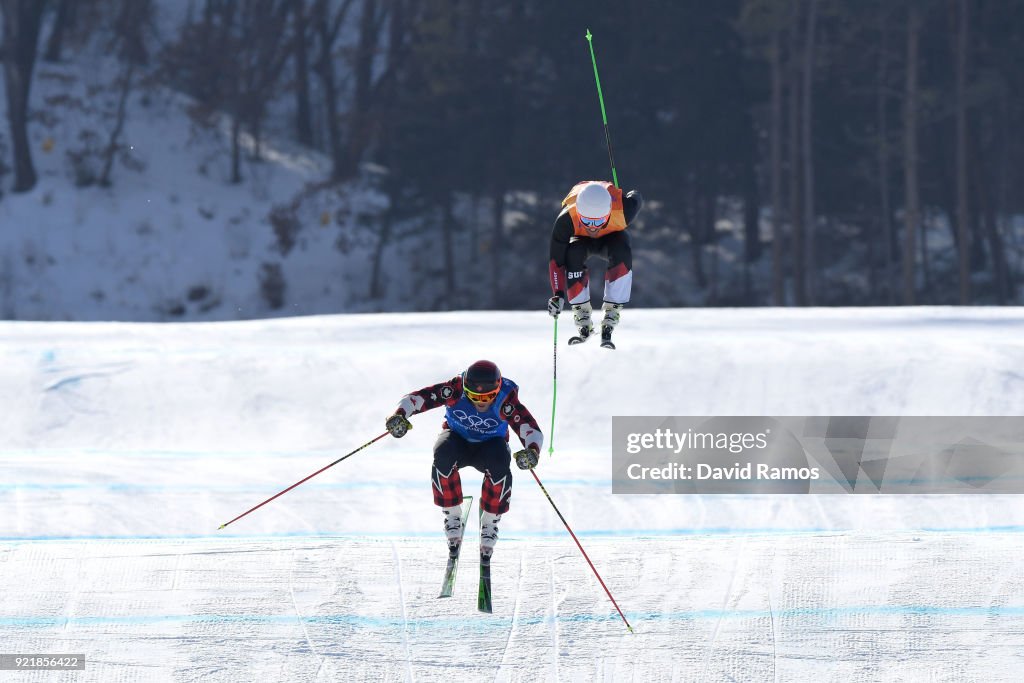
[477,556,493,613]
[438,496,474,598]
[600,326,616,350]
[568,327,591,345]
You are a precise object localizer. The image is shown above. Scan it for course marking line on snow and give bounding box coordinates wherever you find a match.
[390,541,415,683]
[0,478,614,491]
[493,551,526,683]
[700,535,748,680]
[4,526,1024,543]
[288,546,327,680]
[547,559,560,681]
[2,605,1024,630]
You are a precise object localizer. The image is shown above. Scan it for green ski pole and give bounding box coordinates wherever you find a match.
[549,316,557,457]
[586,29,619,188]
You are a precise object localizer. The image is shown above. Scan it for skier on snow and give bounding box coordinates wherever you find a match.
[546,180,643,349]
[385,360,542,566]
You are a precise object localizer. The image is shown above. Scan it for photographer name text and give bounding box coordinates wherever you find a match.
[625,462,820,481]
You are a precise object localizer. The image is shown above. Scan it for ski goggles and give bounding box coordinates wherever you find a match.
[579,214,608,227]
[465,387,500,404]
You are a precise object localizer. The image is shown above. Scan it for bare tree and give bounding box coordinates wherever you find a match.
[953,0,970,304]
[739,0,787,305]
[310,0,356,179]
[235,0,294,177]
[902,2,921,305]
[801,0,818,304]
[43,0,73,62]
[1,0,47,193]
[770,27,786,305]
[291,0,314,146]
[787,1,805,305]
[877,6,895,303]
[369,0,416,300]
[341,0,387,178]
[99,0,153,187]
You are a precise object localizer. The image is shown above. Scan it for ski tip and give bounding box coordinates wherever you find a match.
[217,524,226,530]
[585,28,592,41]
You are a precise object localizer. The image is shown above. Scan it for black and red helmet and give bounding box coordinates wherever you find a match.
[463,360,501,404]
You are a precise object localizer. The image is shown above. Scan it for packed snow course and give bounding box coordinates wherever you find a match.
[2,308,1023,681]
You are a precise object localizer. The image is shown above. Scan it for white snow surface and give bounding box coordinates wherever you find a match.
[2,307,1024,681]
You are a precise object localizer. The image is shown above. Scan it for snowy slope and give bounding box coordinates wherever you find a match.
[0,53,403,322]
[2,307,1024,681]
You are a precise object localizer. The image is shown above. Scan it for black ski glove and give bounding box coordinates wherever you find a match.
[514,447,539,470]
[386,413,412,438]
[547,292,564,318]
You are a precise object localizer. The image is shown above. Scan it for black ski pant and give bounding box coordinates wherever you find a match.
[431,430,513,514]
[565,231,633,305]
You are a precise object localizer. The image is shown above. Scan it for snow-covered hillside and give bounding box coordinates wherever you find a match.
[0,49,399,322]
[2,308,1024,680]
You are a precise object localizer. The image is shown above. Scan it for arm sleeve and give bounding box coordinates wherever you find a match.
[395,376,462,417]
[623,189,643,224]
[548,210,574,295]
[500,389,543,453]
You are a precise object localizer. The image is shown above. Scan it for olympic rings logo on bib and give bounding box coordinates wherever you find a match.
[452,409,500,430]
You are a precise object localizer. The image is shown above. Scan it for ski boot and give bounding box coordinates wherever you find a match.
[600,302,623,350]
[479,510,500,564]
[568,302,594,345]
[443,504,464,559]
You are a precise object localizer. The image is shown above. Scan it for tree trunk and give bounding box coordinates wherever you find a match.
[441,192,455,306]
[491,187,505,308]
[770,29,785,306]
[995,93,1015,301]
[968,121,1010,303]
[742,153,759,304]
[99,63,135,187]
[292,0,314,147]
[919,207,930,299]
[251,105,263,161]
[370,193,394,300]
[316,34,343,177]
[43,0,72,62]
[902,4,921,305]
[877,9,895,304]
[788,8,805,306]
[954,0,970,304]
[801,0,818,305]
[341,0,382,178]
[230,113,242,183]
[1,0,46,193]
[311,0,354,179]
[687,175,707,289]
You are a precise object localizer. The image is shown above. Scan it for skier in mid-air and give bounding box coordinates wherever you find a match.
[385,360,542,571]
[546,180,643,349]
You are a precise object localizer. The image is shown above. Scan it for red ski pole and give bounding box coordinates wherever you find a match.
[218,432,389,530]
[529,468,633,633]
